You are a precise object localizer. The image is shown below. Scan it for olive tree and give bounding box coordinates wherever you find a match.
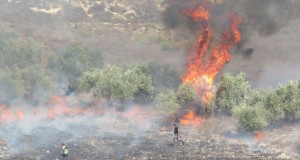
[125,63,154,103]
[176,83,197,106]
[215,72,250,110]
[281,81,300,121]
[155,89,180,116]
[79,65,130,104]
[232,102,269,131]
[79,64,154,105]
[246,89,285,122]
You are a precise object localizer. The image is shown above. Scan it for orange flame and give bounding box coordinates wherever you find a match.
[254,131,264,142]
[0,96,157,124]
[180,111,205,127]
[182,4,242,105]
[1,104,13,122]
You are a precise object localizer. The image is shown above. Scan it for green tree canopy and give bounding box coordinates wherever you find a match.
[125,63,154,102]
[155,89,180,116]
[215,72,250,110]
[79,64,154,105]
[232,102,269,131]
[176,83,197,106]
[245,89,285,122]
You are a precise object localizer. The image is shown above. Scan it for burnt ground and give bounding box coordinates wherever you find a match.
[0,116,298,160]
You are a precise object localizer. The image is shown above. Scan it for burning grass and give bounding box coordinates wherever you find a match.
[0,113,296,160]
[0,96,296,159]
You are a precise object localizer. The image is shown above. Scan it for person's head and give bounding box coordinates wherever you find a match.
[173,123,177,127]
[61,144,65,148]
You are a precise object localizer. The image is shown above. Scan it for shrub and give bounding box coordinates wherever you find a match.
[215,72,250,110]
[0,30,44,68]
[0,65,55,102]
[246,89,285,122]
[0,67,26,101]
[79,64,154,105]
[125,63,154,102]
[19,65,55,100]
[48,46,103,90]
[232,103,269,131]
[176,83,197,106]
[281,81,300,121]
[155,89,180,116]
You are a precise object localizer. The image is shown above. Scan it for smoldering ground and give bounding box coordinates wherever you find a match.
[1,97,300,159]
[0,97,162,157]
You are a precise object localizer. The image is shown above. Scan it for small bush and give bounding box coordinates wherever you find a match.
[232,103,269,131]
[155,89,180,116]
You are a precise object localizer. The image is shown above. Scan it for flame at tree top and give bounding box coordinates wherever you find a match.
[182,2,242,105]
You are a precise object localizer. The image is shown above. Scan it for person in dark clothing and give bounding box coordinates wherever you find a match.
[173,123,179,141]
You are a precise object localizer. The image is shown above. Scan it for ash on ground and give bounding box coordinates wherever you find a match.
[0,115,298,160]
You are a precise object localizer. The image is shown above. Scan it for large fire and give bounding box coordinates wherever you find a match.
[178,1,242,126]
[181,1,242,105]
